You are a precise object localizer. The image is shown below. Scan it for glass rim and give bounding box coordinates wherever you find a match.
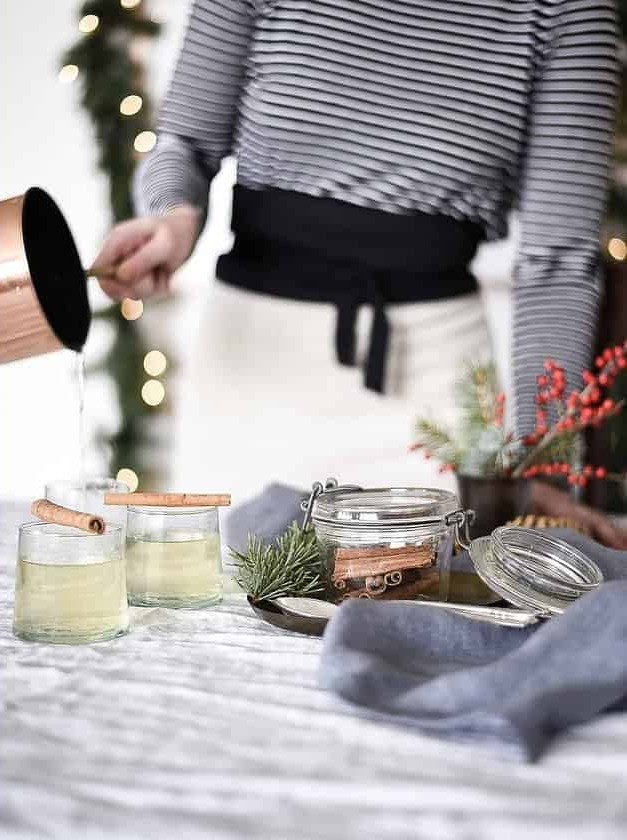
[19,520,123,539]
[311,486,459,527]
[127,505,217,515]
[45,476,130,493]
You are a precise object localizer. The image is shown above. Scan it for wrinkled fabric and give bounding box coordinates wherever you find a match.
[320,531,627,761]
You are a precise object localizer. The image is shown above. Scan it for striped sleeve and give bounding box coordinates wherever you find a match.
[512,0,618,433]
[133,0,256,218]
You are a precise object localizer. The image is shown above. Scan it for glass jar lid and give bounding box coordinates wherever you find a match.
[311,487,460,527]
[469,526,603,615]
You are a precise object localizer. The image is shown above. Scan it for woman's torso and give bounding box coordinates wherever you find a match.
[235,0,544,240]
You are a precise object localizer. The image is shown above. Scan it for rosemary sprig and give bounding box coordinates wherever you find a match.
[231,522,325,602]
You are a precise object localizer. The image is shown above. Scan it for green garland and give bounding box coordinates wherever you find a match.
[61,0,166,485]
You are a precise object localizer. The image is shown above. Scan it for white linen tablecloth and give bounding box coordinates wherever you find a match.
[1,500,627,840]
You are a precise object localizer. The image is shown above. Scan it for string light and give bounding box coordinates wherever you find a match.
[133,130,157,153]
[121,0,142,8]
[120,94,143,116]
[121,298,144,320]
[143,350,167,377]
[79,14,99,33]
[608,237,627,262]
[58,64,79,83]
[116,467,139,493]
[141,379,166,406]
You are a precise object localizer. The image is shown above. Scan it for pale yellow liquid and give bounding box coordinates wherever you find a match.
[13,555,129,644]
[125,533,222,608]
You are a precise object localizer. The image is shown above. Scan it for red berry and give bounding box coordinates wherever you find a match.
[549,387,561,399]
[561,463,570,474]
[523,434,537,446]
[537,375,548,387]
[583,465,594,477]
[583,371,596,384]
[536,425,548,436]
[578,476,587,487]
[618,358,627,369]
[568,474,579,485]
[603,399,614,411]
[603,348,613,361]
[598,373,609,386]
[581,394,591,406]
[615,346,625,358]
[545,359,556,370]
[595,467,607,478]
[581,408,593,422]
[595,355,605,368]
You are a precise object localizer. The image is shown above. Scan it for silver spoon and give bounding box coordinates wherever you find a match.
[274,596,543,628]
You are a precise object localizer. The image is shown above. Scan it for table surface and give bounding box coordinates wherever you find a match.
[2,499,627,840]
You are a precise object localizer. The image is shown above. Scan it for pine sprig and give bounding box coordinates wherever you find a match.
[456,362,501,432]
[231,522,325,602]
[413,418,460,467]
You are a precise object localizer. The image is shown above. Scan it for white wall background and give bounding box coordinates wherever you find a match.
[1,0,514,499]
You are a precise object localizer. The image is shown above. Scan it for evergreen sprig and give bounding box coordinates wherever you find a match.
[231,523,325,602]
[456,362,501,432]
[413,418,460,467]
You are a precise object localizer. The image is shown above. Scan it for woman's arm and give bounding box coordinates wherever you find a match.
[512,0,617,432]
[135,0,257,219]
[95,1,256,299]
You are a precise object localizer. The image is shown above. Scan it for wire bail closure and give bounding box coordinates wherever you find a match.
[302,479,474,545]
[301,477,364,529]
[445,508,475,550]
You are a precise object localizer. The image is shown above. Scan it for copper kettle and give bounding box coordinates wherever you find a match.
[0,187,91,363]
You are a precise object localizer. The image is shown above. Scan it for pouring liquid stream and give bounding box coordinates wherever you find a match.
[76,351,86,505]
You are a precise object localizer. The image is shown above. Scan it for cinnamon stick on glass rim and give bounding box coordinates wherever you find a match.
[104,492,232,507]
[31,499,106,534]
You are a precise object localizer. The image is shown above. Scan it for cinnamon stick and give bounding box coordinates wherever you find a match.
[31,499,105,534]
[104,492,232,507]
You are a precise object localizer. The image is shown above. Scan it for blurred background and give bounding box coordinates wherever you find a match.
[1,0,625,507]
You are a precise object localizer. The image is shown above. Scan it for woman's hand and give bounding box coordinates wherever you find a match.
[92,205,202,301]
[530,480,627,550]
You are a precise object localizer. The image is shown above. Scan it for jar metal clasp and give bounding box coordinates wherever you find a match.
[301,477,363,529]
[445,508,476,550]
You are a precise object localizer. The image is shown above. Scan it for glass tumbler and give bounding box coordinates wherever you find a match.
[46,477,129,534]
[13,522,128,644]
[126,506,223,608]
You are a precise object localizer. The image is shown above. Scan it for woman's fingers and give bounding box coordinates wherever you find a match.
[115,225,172,286]
[91,217,157,274]
[587,511,627,550]
[98,278,132,301]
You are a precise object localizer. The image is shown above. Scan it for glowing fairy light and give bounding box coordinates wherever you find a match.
[141,379,165,406]
[79,15,99,33]
[143,350,167,377]
[608,237,627,261]
[116,468,139,492]
[120,94,143,116]
[121,298,144,320]
[133,130,156,153]
[58,64,79,83]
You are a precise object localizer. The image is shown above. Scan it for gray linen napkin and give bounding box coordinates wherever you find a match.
[222,483,306,557]
[319,531,627,761]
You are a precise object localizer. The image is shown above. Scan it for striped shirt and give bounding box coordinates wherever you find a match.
[135,0,618,431]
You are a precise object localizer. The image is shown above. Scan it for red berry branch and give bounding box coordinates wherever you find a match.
[512,342,626,479]
[411,343,627,481]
